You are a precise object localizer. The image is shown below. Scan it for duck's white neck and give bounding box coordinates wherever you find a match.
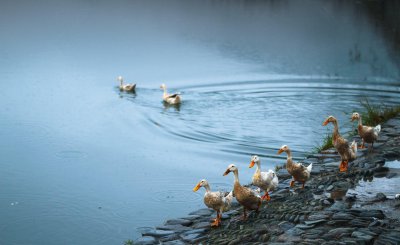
[285,149,293,166]
[120,80,123,87]
[203,183,211,193]
[357,116,363,127]
[162,86,167,96]
[255,162,261,173]
[233,169,240,184]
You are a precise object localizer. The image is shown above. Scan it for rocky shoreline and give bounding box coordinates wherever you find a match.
[133,116,400,245]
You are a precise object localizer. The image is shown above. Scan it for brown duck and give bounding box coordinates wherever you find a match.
[193,179,233,227]
[223,164,261,220]
[323,115,357,172]
[351,112,381,151]
[277,145,312,188]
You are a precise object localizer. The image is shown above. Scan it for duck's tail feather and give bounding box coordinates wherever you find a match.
[374,124,381,135]
[350,140,357,153]
[307,163,313,172]
[223,191,234,211]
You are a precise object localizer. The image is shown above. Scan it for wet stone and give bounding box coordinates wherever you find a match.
[278,221,295,231]
[180,215,200,221]
[295,224,315,230]
[325,227,355,239]
[164,218,192,226]
[180,233,205,243]
[304,219,326,226]
[158,233,180,242]
[162,240,186,245]
[332,212,355,220]
[308,214,330,221]
[188,208,214,216]
[191,221,211,229]
[326,185,334,191]
[372,192,387,202]
[156,224,192,232]
[351,231,374,242]
[358,210,384,219]
[141,229,175,238]
[134,236,157,245]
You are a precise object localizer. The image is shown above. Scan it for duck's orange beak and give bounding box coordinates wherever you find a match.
[223,169,231,176]
[249,161,255,168]
[322,119,329,126]
[192,183,201,192]
[351,116,356,122]
[277,149,284,155]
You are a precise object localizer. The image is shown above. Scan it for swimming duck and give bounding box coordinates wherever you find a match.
[193,179,233,227]
[249,155,278,201]
[351,112,381,151]
[117,76,136,92]
[223,164,262,220]
[160,84,181,104]
[277,145,312,188]
[323,115,357,172]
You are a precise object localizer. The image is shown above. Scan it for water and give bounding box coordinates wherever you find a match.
[1,0,400,244]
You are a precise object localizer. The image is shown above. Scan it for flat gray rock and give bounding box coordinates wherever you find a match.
[141,229,175,237]
[164,218,192,226]
[156,224,192,232]
[188,208,214,216]
[304,219,326,226]
[134,236,157,245]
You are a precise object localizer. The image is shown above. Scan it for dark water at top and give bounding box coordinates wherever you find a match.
[1,0,400,244]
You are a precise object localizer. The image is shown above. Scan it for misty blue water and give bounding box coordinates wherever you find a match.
[1,0,400,244]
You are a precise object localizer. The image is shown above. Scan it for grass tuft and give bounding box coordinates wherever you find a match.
[314,133,334,153]
[124,240,134,245]
[360,98,400,126]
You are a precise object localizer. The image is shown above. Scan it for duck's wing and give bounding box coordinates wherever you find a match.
[166,93,180,98]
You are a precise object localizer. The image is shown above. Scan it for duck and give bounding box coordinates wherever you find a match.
[351,112,381,151]
[223,164,262,220]
[323,115,357,172]
[117,76,136,92]
[249,155,278,201]
[160,84,181,105]
[193,179,233,227]
[277,145,312,188]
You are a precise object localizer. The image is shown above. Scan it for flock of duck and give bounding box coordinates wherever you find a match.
[116,76,382,228]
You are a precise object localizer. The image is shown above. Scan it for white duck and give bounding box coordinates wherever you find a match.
[249,155,278,201]
[193,179,233,227]
[160,84,181,105]
[117,76,136,92]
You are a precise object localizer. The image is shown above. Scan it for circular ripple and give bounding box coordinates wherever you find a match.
[122,78,400,158]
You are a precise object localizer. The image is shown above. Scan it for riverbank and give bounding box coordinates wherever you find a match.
[132,116,400,245]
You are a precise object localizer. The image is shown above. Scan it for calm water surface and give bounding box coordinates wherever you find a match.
[1,0,400,244]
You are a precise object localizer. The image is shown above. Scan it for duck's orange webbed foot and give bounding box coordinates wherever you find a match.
[301,182,305,189]
[339,161,348,172]
[289,180,295,188]
[261,192,271,201]
[210,216,221,227]
[358,143,365,149]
